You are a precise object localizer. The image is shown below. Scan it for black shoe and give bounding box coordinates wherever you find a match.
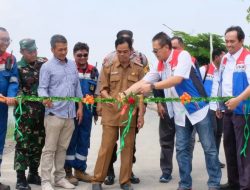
[16,180,31,190]
[220,162,225,168]
[104,175,115,185]
[0,183,10,190]
[220,182,240,190]
[16,170,31,190]
[92,183,103,190]
[159,173,172,183]
[130,172,140,184]
[27,173,41,185]
[120,183,134,190]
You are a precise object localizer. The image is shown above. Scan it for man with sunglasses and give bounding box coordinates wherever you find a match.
[14,39,47,190]
[122,32,221,190]
[99,30,148,186]
[0,27,18,190]
[64,42,99,186]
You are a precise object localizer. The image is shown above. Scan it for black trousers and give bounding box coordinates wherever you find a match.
[223,111,250,189]
[159,112,175,175]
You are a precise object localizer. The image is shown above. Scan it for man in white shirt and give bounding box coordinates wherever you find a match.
[123,32,221,190]
[200,49,226,169]
[218,26,250,190]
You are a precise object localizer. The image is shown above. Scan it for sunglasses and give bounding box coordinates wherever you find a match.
[76,53,88,58]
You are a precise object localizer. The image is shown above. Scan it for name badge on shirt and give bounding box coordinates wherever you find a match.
[89,84,95,92]
[111,71,119,75]
[235,64,246,72]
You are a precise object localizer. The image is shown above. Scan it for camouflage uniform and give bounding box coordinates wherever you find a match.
[14,57,47,171]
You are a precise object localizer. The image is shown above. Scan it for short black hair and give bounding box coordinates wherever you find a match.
[115,37,133,50]
[171,36,184,45]
[0,27,7,32]
[116,30,133,39]
[73,42,89,54]
[152,32,172,49]
[212,49,224,61]
[50,34,67,48]
[225,26,245,41]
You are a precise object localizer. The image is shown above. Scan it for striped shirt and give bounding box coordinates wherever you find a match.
[38,56,83,118]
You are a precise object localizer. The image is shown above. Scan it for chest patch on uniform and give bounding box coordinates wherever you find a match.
[89,84,95,91]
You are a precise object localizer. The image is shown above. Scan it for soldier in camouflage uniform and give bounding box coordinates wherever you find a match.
[14,39,47,190]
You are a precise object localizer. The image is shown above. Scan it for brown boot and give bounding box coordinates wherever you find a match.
[65,167,78,186]
[74,169,92,183]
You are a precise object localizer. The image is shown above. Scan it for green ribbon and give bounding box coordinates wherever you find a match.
[14,98,24,140]
[13,95,250,158]
[143,96,233,103]
[13,95,235,104]
[241,105,250,157]
[116,104,135,156]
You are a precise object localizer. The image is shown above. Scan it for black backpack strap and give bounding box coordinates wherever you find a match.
[203,64,210,84]
[5,51,14,70]
[190,66,208,98]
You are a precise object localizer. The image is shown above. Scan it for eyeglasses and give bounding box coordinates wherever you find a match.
[76,53,88,58]
[152,46,164,54]
[0,38,12,44]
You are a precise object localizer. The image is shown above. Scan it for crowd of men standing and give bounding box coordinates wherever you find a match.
[0,25,250,190]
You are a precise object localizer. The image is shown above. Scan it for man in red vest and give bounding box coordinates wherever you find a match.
[218,26,250,190]
[0,27,18,190]
[123,32,221,190]
[200,49,226,169]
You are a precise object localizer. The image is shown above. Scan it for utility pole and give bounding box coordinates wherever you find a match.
[162,24,175,33]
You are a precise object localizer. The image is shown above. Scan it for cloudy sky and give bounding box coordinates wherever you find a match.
[1,0,250,68]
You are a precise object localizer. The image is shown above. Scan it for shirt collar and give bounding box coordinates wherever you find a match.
[211,62,218,70]
[77,62,89,72]
[19,57,28,67]
[165,49,174,64]
[226,47,243,61]
[53,56,68,64]
[115,59,132,68]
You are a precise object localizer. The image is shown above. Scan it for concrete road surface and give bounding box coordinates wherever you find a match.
[2,105,227,190]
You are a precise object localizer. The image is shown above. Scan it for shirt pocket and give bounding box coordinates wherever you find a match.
[110,74,120,90]
[68,72,78,87]
[51,71,65,87]
[127,74,139,88]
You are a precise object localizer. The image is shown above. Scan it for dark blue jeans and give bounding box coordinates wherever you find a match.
[0,103,8,168]
[175,112,221,189]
